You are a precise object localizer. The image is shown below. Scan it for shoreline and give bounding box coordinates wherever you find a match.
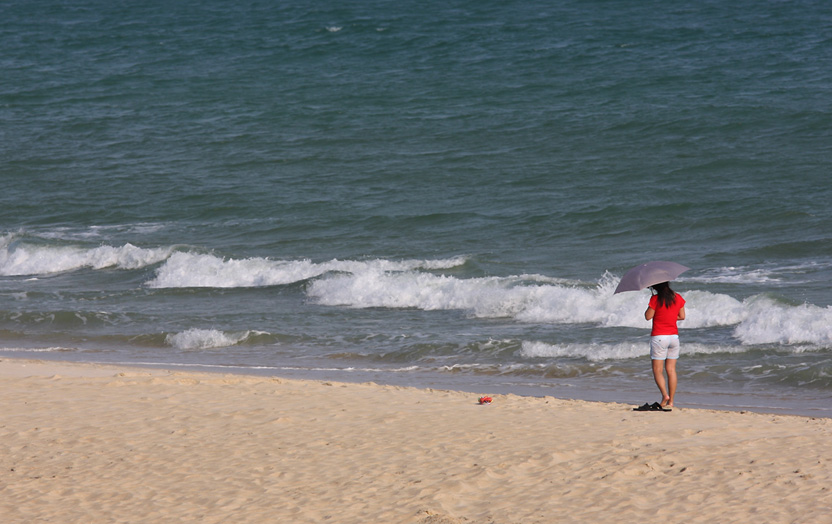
[3,351,830,419]
[2,357,831,523]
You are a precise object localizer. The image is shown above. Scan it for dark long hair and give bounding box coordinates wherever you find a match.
[651,281,677,308]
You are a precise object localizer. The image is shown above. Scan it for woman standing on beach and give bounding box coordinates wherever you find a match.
[644,281,685,410]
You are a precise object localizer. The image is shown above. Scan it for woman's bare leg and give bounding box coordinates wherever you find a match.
[652,359,670,405]
[664,359,677,407]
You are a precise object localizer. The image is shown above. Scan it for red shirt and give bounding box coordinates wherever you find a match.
[648,293,685,336]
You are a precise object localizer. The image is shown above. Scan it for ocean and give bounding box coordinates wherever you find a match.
[2,0,831,416]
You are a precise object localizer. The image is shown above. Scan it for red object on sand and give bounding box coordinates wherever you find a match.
[479,396,492,404]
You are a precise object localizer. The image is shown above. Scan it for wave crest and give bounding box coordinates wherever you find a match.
[0,235,171,276]
[309,267,832,347]
[146,253,467,288]
[165,328,256,350]
[733,297,832,346]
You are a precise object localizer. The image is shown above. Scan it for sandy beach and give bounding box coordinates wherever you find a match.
[1,358,830,523]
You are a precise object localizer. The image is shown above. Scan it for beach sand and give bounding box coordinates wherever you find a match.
[1,358,830,523]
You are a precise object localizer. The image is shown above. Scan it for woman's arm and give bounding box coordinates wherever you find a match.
[677,306,686,320]
[645,307,655,320]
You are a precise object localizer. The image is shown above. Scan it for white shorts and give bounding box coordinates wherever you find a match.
[650,335,680,360]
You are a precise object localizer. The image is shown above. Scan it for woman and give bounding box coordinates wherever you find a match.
[644,281,685,410]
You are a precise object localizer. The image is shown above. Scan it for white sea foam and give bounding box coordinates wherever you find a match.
[519,340,752,361]
[0,346,70,353]
[686,262,831,286]
[0,236,172,276]
[35,223,166,241]
[165,328,253,350]
[308,265,832,347]
[732,296,832,346]
[150,256,832,348]
[7,231,828,350]
[519,341,647,361]
[308,268,742,329]
[685,266,781,284]
[146,253,467,288]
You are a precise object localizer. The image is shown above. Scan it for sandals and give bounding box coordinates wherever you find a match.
[633,402,672,412]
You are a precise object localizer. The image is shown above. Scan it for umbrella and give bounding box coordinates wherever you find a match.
[613,261,690,294]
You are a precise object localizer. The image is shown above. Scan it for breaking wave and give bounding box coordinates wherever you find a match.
[307,268,832,347]
[146,252,468,288]
[0,234,171,276]
[4,230,829,349]
[165,328,262,350]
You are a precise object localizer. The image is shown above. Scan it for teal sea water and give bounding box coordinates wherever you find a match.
[3,0,832,415]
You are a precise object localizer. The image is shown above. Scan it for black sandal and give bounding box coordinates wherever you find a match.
[633,402,671,412]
